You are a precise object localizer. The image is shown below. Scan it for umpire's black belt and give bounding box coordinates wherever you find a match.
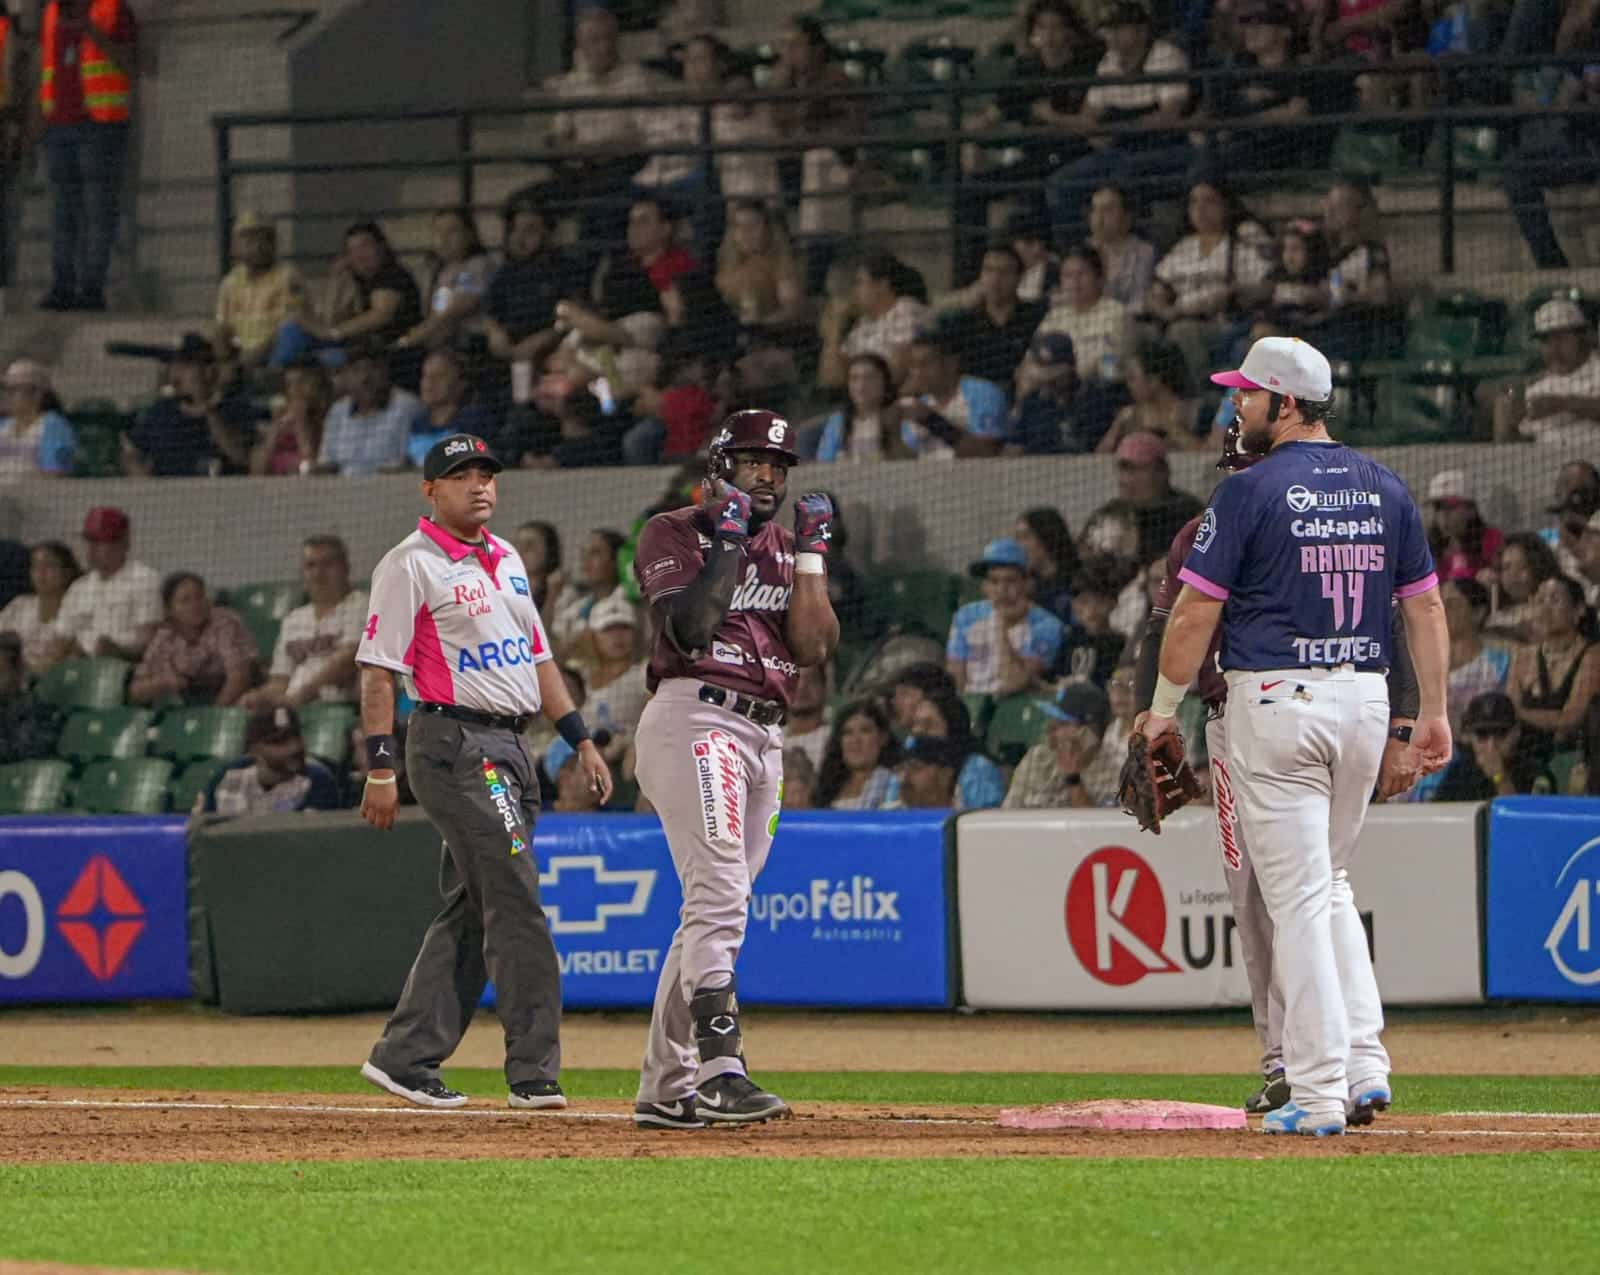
[417,701,535,732]
[698,683,786,727]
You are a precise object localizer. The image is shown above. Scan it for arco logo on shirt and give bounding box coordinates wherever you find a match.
[457,636,538,672]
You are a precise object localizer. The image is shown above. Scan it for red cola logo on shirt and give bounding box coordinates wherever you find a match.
[454,580,493,618]
[692,729,743,847]
[730,563,791,613]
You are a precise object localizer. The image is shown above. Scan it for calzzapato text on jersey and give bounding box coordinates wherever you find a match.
[1178,441,1437,672]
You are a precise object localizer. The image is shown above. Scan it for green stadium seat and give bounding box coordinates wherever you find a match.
[153,706,249,762]
[1330,127,1407,179]
[67,399,130,478]
[962,692,995,739]
[73,759,174,814]
[169,758,228,814]
[1368,367,1466,442]
[300,702,358,765]
[35,657,131,709]
[57,708,154,763]
[867,568,962,639]
[986,694,1050,767]
[0,760,72,814]
[1549,750,1583,795]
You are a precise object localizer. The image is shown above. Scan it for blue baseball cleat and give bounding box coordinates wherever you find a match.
[1347,1081,1393,1128]
[1261,1102,1346,1137]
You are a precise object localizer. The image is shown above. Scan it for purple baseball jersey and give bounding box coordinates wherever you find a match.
[1178,441,1436,672]
[634,506,800,706]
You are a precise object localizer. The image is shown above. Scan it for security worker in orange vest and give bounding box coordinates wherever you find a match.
[37,0,136,312]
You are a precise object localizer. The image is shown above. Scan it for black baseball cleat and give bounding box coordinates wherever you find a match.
[1346,1081,1392,1128]
[634,1096,706,1130]
[360,1061,469,1108]
[696,1072,791,1124]
[1244,1069,1290,1115]
[508,1080,568,1110]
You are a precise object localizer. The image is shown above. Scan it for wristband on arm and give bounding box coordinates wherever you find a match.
[365,733,398,769]
[556,712,590,749]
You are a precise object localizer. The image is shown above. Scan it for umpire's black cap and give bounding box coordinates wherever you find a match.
[423,434,503,481]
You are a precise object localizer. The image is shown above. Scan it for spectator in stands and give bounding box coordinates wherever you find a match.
[512,520,564,615]
[886,681,1005,809]
[242,535,366,710]
[315,341,425,477]
[1196,0,1313,174]
[1008,331,1097,454]
[127,571,257,708]
[396,209,492,354]
[1577,511,1600,609]
[123,336,259,478]
[550,527,625,650]
[898,329,1010,458]
[0,540,78,675]
[37,0,137,312]
[580,591,649,767]
[202,704,344,816]
[690,35,780,206]
[815,698,899,809]
[1501,63,1600,269]
[1318,178,1395,360]
[1003,680,1115,808]
[1007,212,1060,305]
[620,302,737,465]
[1442,578,1512,735]
[1092,430,1206,563]
[1509,574,1600,759]
[786,662,831,770]
[214,211,303,370]
[485,194,586,394]
[0,360,75,478]
[1036,245,1134,437]
[55,506,159,661]
[405,349,496,470]
[938,244,1046,392]
[1543,461,1600,579]
[1015,506,1081,623]
[270,221,423,369]
[1483,531,1563,642]
[1503,300,1600,448]
[1097,338,1207,454]
[1425,470,1503,582]
[249,358,333,477]
[781,747,818,809]
[1044,3,1193,238]
[1232,218,1330,338]
[1146,179,1271,381]
[947,537,1065,695]
[1053,555,1131,687]
[885,662,960,735]
[717,200,809,392]
[954,0,1100,281]
[819,251,932,389]
[815,353,912,462]
[768,15,868,237]
[1430,691,1558,800]
[888,734,966,809]
[546,736,607,813]
[0,632,61,764]
[1087,185,1156,309]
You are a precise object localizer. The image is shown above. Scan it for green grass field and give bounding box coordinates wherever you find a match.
[2,1066,1596,1274]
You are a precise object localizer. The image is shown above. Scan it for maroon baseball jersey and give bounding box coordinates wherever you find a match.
[634,506,800,706]
[1160,514,1227,707]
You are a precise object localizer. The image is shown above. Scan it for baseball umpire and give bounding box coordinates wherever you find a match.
[356,432,612,1110]
[1128,417,1425,1117]
[630,409,839,1129]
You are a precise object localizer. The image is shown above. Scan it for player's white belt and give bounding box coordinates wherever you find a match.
[1224,663,1386,684]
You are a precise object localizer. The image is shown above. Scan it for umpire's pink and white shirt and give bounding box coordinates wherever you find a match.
[357,517,554,715]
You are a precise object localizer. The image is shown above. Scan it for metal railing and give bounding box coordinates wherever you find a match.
[211,54,1600,277]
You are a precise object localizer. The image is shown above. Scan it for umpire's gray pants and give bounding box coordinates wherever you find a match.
[368,710,562,1088]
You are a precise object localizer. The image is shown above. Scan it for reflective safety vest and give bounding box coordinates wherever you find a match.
[41,0,132,123]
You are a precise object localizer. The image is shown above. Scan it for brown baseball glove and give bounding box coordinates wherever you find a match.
[1118,731,1204,835]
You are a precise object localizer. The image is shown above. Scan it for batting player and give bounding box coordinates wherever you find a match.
[1133,419,1423,1117]
[1140,338,1451,1136]
[630,409,838,1129]
[356,432,613,1110]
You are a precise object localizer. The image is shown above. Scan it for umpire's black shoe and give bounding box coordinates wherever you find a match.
[697,1072,791,1124]
[634,1096,706,1130]
[360,1061,469,1109]
[508,1080,568,1111]
[1244,1069,1290,1115]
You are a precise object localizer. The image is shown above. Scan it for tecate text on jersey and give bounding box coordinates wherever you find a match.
[1291,635,1384,664]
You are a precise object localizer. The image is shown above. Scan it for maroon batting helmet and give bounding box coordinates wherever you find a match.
[707,408,800,482]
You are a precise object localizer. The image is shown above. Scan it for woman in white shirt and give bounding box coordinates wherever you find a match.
[1146,179,1270,383]
[815,354,913,462]
[1037,244,1133,385]
[398,209,493,352]
[815,700,900,809]
[0,540,80,675]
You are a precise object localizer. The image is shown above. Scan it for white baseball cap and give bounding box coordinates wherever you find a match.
[1533,298,1588,336]
[1426,469,1473,505]
[1210,337,1333,403]
[587,590,637,632]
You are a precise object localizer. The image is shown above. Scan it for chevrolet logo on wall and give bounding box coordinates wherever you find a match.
[538,856,656,934]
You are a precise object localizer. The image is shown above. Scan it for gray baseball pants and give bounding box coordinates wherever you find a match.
[1206,714,1284,1079]
[368,710,562,1088]
[633,680,784,1102]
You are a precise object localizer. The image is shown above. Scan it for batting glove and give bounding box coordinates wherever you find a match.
[793,492,834,556]
[712,483,753,541]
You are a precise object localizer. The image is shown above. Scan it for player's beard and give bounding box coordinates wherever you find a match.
[1240,422,1275,457]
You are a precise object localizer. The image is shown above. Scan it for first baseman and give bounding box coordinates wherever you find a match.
[1133,419,1423,1116]
[1141,338,1452,1136]
[630,409,839,1129]
[355,432,612,1110]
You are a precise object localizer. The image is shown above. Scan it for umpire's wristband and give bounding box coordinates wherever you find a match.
[365,733,398,769]
[556,711,590,749]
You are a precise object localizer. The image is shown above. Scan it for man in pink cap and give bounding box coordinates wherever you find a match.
[1139,336,1452,1137]
[54,505,161,662]
[1089,429,1205,563]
